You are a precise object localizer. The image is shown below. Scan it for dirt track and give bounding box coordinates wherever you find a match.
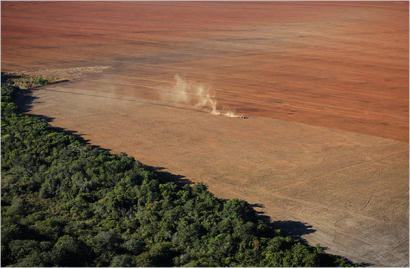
[2,2,409,266]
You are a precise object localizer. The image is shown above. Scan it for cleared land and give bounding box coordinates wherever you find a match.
[2,2,409,266]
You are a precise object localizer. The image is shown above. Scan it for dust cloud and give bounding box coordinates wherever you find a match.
[161,74,245,118]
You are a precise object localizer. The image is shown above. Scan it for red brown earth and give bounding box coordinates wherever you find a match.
[2,2,409,266]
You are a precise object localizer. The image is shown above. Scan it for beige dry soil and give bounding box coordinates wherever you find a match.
[2,2,408,266]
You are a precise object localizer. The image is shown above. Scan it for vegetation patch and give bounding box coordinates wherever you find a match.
[1,73,355,266]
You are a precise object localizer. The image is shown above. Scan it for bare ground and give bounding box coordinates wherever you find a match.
[2,2,409,266]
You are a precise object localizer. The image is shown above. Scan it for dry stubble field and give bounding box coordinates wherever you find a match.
[2,2,409,266]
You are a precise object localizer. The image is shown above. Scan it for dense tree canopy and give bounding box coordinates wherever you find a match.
[1,74,354,266]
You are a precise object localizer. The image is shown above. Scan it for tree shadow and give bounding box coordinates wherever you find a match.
[3,73,111,153]
[249,202,264,208]
[1,72,20,81]
[248,203,315,239]
[141,165,192,186]
[4,73,361,265]
[2,72,36,113]
[9,79,321,242]
[272,220,316,237]
[14,87,39,113]
[13,90,94,147]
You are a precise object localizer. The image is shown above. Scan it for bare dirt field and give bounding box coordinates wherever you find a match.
[2,2,409,266]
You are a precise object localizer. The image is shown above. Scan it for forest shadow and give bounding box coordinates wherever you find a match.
[4,74,352,260]
[10,85,113,153]
[273,220,316,238]
[248,202,315,239]
[14,86,38,113]
[142,165,192,186]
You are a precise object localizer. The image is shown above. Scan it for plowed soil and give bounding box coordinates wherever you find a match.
[2,2,408,266]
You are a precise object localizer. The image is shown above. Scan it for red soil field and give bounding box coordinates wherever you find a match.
[2,2,409,266]
[2,2,408,142]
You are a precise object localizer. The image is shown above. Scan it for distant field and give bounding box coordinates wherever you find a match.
[2,2,408,266]
[2,2,408,141]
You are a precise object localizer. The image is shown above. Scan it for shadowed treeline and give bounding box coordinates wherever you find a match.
[1,73,360,266]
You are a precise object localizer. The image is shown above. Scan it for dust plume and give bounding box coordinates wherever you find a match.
[161,74,246,118]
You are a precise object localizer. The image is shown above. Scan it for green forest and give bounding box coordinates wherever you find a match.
[1,74,355,266]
